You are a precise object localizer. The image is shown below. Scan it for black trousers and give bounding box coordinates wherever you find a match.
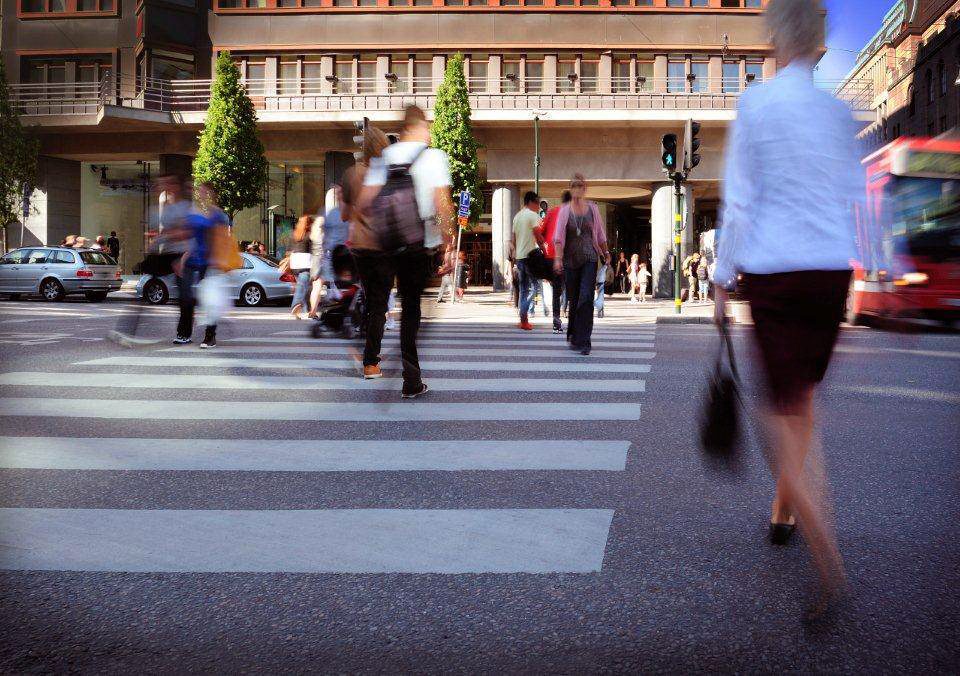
[176,264,210,339]
[356,250,430,387]
[564,261,598,350]
[549,270,563,325]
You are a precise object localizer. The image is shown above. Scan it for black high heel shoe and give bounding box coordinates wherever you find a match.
[769,521,796,546]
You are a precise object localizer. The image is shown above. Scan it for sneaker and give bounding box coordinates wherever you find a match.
[401,382,429,399]
[363,364,382,379]
[200,331,216,349]
[518,320,534,331]
[173,336,192,345]
[385,318,397,331]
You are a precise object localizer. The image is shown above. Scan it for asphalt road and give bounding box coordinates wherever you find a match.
[0,293,957,674]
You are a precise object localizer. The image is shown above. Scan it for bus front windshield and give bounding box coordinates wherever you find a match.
[888,175,960,258]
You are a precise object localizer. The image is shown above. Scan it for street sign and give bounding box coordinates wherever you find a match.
[458,191,471,218]
[457,215,468,228]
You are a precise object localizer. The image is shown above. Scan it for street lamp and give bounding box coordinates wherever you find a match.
[532,110,546,197]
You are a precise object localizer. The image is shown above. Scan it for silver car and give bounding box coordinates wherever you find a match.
[136,252,295,306]
[0,246,121,301]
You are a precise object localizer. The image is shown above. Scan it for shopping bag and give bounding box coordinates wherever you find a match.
[198,273,229,326]
[698,321,742,465]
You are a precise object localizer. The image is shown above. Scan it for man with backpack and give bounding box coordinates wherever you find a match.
[358,105,454,399]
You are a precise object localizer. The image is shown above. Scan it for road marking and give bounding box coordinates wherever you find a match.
[228,337,655,349]
[77,356,653,373]
[160,345,657,359]
[0,508,614,573]
[0,398,641,421]
[835,345,960,359]
[0,437,630,471]
[0,372,645,393]
[838,384,960,404]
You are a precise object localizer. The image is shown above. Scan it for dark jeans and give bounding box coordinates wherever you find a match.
[356,250,430,388]
[176,263,209,339]
[564,261,598,350]
[549,270,563,327]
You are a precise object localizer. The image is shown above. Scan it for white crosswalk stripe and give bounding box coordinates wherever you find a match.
[1,301,658,574]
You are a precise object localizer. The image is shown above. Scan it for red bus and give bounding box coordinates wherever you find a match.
[849,137,960,326]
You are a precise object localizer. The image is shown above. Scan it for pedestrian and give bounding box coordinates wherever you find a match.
[288,215,313,319]
[537,191,571,333]
[93,235,107,251]
[628,254,641,302]
[436,245,455,303]
[637,262,651,302]
[712,0,864,620]
[683,252,701,303]
[553,174,609,355]
[455,250,469,301]
[511,190,545,331]
[615,251,628,294]
[594,255,608,318]
[174,181,230,347]
[107,230,121,261]
[696,251,711,300]
[357,105,454,397]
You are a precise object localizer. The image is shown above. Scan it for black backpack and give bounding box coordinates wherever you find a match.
[370,146,428,254]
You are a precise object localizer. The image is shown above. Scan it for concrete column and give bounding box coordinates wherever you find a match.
[599,53,613,95]
[650,182,675,298]
[488,55,502,93]
[20,157,81,248]
[653,55,668,93]
[708,56,723,94]
[762,57,777,81]
[491,184,519,291]
[543,55,557,95]
[432,55,446,92]
[321,56,335,94]
[264,57,278,96]
[376,55,390,94]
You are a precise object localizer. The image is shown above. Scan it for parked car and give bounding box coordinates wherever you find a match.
[0,246,121,301]
[136,252,295,306]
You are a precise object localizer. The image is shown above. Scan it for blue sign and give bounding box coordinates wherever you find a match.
[458,191,471,217]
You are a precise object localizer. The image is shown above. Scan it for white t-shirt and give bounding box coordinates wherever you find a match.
[364,141,452,249]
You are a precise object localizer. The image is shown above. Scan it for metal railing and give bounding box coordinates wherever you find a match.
[9,73,875,118]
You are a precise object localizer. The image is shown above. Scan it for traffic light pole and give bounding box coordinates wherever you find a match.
[533,114,541,197]
[673,174,684,315]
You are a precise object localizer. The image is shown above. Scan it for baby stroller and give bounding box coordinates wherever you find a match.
[311,245,367,339]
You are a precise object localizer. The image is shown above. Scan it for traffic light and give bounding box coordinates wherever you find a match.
[661,133,678,173]
[683,119,701,172]
[352,117,368,161]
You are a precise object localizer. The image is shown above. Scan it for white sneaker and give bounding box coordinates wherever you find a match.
[385,317,397,331]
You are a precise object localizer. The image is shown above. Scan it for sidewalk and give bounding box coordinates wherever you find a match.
[431,286,750,325]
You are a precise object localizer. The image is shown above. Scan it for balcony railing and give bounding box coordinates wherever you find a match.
[9,73,874,118]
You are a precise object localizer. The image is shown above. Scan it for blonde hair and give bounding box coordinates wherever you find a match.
[363,126,390,165]
[765,0,824,65]
[570,173,587,187]
[293,215,313,242]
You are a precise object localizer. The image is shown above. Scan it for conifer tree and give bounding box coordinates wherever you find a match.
[193,51,268,221]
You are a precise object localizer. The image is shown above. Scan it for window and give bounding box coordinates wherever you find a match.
[926,69,934,104]
[667,61,686,93]
[557,58,576,92]
[468,55,487,92]
[744,62,762,86]
[79,251,113,266]
[503,59,521,92]
[279,56,298,95]
[22,56,109,98]
[413,56,432,93]
[19,0,114,13]
[26,250,48,264]
[303,55,323,94]
[636,60,653,92]
[580,57,599,93]
[941,115,947,134]
[152,50,195,81]
[334,58,354,94]
[612,57,631,93]
[939,61,947,96]
[691,0,708,6]
[908,84,916,116]
[0,251,26,264]
[53,250,75,264]
[389,56,410,94]
[690,61,708,93]
[245,59,266,96]
[242,256,254,270]
[556,0,575,5]
[525,56,544,93]
[666,0,685,6]
[722,62,739,93]
[357,59,376,93]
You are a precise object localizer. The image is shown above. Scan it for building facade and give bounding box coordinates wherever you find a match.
[839,0,960,151]
[3,0,862,293]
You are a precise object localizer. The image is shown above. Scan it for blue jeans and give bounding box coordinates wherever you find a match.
[516,258,534,321]
[291,270,310,308]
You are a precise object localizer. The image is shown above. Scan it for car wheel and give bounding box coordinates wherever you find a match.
[240,283,266,307]
[40,278,65,302]
[85,291,108,302]
[143,279,169,305]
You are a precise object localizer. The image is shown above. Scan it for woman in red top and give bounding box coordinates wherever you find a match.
[537,190,570,333]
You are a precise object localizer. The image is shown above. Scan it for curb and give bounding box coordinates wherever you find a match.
[655,315,727,324]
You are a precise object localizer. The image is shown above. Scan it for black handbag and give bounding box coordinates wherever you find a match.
[525,247,553,280]
[699,320,742,465]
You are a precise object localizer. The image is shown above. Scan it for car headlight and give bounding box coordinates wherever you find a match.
[894,272,930,286]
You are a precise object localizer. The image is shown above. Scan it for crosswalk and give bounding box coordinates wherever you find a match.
[0,302,657,575]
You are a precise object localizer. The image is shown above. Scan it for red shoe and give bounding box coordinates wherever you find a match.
[518,320,534,331]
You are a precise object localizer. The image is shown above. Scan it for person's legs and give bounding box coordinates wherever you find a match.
[564,265,583,346]
[175,266,196,340]
[355,255,393,367]
[595,281,604,317]
[574,261,597,349]
[395,250,430,392]
[550,272,563,330]
[437,274,451,302]
[291,271,309,314]
[516,259,532,324]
